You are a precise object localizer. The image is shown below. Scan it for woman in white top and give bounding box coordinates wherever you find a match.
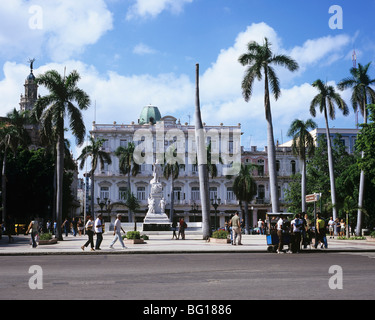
[81,216,95,251]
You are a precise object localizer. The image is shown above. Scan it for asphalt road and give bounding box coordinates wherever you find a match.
[1,252,374,301]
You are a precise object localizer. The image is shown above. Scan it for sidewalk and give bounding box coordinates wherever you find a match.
[1,232,375,256]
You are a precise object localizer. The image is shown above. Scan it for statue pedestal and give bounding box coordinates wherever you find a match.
[143,181,171,231]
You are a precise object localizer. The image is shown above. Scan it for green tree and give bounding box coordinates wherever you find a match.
[338,63,375,235]
[238,37,299,213]
[78,137,112,217]
[287,118,317,213]
[34,70,90,240]
[232,164,257,234]
[114,142,139,222]
[0,109,31,222]
[309,79,349,223]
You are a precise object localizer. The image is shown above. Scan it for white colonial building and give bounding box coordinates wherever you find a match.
[90,105,243,228]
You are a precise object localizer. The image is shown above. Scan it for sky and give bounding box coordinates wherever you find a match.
[1,0,375,177]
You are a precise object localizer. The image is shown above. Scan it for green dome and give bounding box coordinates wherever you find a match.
[139,105,162,125]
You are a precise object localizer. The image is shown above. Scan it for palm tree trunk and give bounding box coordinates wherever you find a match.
[195,64,211,239]
[323,105,338,224]
[170,176,175,223]
[244,201,250,234]
[1,148,7,223]
[357,97,367,236]
[55,133,64,241]
[301,159,306,213]
[127,171,133,222]
[264,72,279,213]
[90,171,95,217]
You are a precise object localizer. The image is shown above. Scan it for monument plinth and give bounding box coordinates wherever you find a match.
[143,161,171,231]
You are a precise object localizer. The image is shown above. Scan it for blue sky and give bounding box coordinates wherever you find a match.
[0,0,374,174]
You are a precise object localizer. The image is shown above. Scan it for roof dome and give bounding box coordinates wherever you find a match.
[139,105,162,125]
[26,72,36,81]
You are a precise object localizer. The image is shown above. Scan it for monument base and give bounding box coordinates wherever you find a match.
[143,213,171,231]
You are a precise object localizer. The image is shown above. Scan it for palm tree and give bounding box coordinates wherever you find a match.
[163,145,184,224]
[78,137,112,217]
[34,69,90,240]
[195,64,211,239]
[232,164,257,234]
[338,62,375,236]
[238,37,299,213]
[0,109,31,222]
[115,142,140,222]
[287,119,317,213]
[309,79,349,224]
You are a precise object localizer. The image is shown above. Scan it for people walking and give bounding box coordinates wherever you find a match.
[328,217,335,239]
[109,214,127,249]
[276,215,284,254]
[77,218,84,236]
[178,218,187,240]
[257,219,264,235]
[62,218,70,237]
[81,215,95,251]
[315,214,328,249]
[95,214,103,250]
[291,213,303,253]
[26,217,39,248]
[171,220,178,240]
[231,212,242,245]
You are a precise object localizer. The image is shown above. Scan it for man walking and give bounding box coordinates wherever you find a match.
[291,213,303,253]
[109,214,127,249]
[95,214,103,250]
[231,212,242,245]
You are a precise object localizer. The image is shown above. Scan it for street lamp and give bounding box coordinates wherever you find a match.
[211,196,221,231]
[191,202,199,222]
[96,197,111,218]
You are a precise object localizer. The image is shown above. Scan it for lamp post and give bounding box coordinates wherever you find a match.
[211,196,221,231]
[96,197,111,218]
[191,202,199,222]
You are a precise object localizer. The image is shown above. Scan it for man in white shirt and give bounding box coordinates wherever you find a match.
[276,216,284,254]
[95,214,103,250]
[109,214,127,249]
[291,213,303,253]
[328,217,335,239]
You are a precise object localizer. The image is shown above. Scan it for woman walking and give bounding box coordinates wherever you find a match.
[81,215,95,251]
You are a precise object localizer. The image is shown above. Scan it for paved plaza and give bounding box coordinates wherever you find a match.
[1,232,375,255]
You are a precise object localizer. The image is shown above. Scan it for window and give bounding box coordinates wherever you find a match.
[137,187,146,201]
[174,187,182,202]
[227,187,235,201]
[191,187,200,201]
[258,185,265,199]
[120,140,128,148]
[276,160,280,172]
[119,187,128,201]
[209,187,217,200]
[258,159,264,176]
[291,160,296,175]
[100,187,109,200]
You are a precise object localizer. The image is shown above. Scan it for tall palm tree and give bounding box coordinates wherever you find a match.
[34,69,90,240]
[338,62,375,235]
[78,137,112,217]
[309,79,349,223]
[232,164,257,234]
[163,147,183,224]
[0,109,31,222]
[195,64,211,239]
[287,118,317,213]
[238,37,299,213]
[115,142,139,222]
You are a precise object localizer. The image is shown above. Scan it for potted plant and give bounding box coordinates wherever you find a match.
[209,230,230,244]
[124,231,146,244]
[38,232,58,245]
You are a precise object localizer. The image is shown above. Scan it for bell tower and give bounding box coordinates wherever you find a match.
[20,58,38,112]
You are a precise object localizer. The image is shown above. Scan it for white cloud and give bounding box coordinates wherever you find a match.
[0,0,113,62]
[126,0,193,20]
[133,43,158,55]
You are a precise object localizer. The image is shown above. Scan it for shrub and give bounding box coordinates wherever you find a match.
[39,233,52,241]
[126,231,141,239]
[212,230,229,239]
